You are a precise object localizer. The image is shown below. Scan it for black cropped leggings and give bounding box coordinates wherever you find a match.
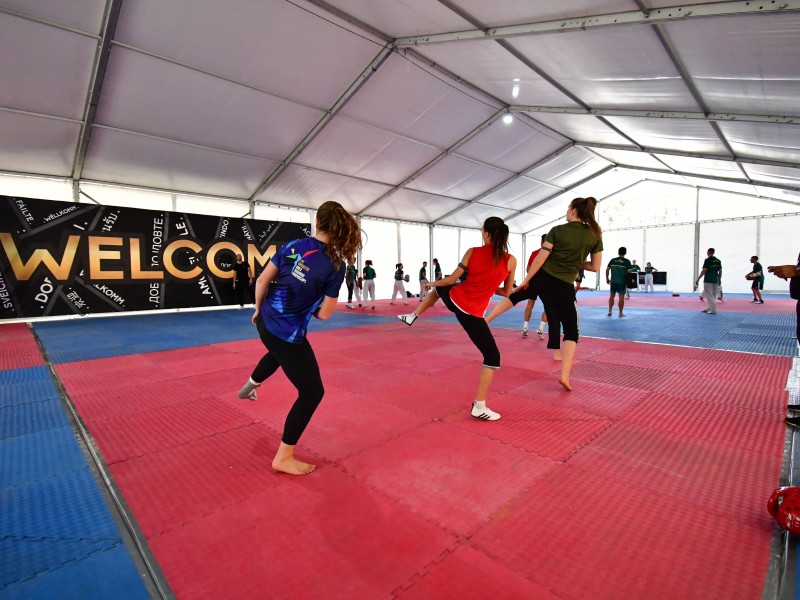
[436,286,500,369]
[509,270,578,350]
[252,316,324,445]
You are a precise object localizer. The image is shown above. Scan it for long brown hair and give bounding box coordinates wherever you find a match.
[316,201,362,269]
[571,197,602,240]
[483,216,509,265]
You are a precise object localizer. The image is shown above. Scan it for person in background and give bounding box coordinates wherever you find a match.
[606,247,631,317]
[748,255,765,304]
[236,201,360,475]
[695,248,722,314]
[362,260,376,310]
[627,260,641,298]
[485,197,603,392]
[769,252,800,426]
[391,263,409,305]
[419,261,429,302]
[233,253,254,307]
[398,217,516,421]
[522,234,548,339]
[433,258,443,282]
[345,260,358,308]
[644,262,657,293]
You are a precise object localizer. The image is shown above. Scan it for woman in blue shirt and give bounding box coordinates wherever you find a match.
[237,201,361,475]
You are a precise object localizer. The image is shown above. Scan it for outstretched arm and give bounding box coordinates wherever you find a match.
[428,249,472,288]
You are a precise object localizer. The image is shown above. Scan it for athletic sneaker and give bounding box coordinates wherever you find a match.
[237,380,259,401]
[537,329,544,339]
[471,402,500,421]
[346,303,354,309]
[759,300,764,304]
[398,312,417,326]
[522,328,528,337]
[751,299,758,303]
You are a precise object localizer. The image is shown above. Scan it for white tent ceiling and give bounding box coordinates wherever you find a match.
[1,0,799,233]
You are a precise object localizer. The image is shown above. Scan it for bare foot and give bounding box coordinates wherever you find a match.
[559,377,572,391]
[272,457,316,475]
[553,350,562,361]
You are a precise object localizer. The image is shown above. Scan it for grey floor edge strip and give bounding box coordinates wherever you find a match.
[29,323,175,600]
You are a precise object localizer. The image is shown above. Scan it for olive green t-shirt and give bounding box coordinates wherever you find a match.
[607,257,632,285]
[543,221,603,285]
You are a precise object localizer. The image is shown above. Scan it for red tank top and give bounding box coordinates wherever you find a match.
[449,244,510,317]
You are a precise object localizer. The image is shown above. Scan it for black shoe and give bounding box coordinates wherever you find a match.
[788,404,800,410]
[759,300,764,304]
[786,416,800,428]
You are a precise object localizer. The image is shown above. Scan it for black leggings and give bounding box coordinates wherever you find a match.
[436,286,500,368]
[509,270,578,350]
[234,280,252,306]
[252,316,324,445]
[346,281,354,302]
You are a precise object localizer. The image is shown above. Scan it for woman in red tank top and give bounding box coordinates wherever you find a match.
[398,217,517,421]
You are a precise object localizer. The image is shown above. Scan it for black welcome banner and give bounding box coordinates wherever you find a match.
[0,195,309,319]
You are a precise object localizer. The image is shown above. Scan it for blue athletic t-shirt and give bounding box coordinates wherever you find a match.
[261,237,345,343]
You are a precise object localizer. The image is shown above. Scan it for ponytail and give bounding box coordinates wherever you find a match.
[482,216,510,265]
[315,201,362,269]
[571,197,602,240]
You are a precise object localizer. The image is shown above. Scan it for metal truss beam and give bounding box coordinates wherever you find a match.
[618,163,800,193]
[395,1,800,46]
[72,0,124,180]
[511,105,800,126]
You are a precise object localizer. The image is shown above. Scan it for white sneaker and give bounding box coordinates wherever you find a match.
[536,329,544,339]
[346,303,354,309]
[398,312,417,326]
[521,328,528,337]
[471,402,500,421]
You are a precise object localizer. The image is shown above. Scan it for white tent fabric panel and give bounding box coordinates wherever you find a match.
[459,228,483,258]
[598,180,698,228]
[662,14,800,115]
[652,154,746,181]
[81,128,277,198]
[699,219,758,294]
[525,113,635,146]
[398,222,431,297]
[589,148,668,171]
[604,117,728,155]
[641,224,695,292]
[360,219,399,298]
[294,117,441,186]
[365,188,465,223]
[438,202,515,230]
[79,183,174,212]
[258,166,391,214]
[455,119,568,174]
[0,0,106,33]
[407,155,510,200]
[508,27,699,111]
[0,13,97,120]
[0,174,73,202]
[417,40,581,108]
[761,216,800,290]
[571,169,642,203]
[432,227,460,279]
[697,189,797,221]
[716,122,800,164]
[453,0,635,27]
[174,196,249,218]
[0,112,80,177]
[525,147,608,189]
[113,0,383,108]
[480,178,558,213]
[339,54,497,149]
[96,47,326,161]
[746,165,800,190]
[321,0,472,38]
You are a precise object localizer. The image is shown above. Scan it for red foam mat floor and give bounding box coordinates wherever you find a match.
[56,320,791,599]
